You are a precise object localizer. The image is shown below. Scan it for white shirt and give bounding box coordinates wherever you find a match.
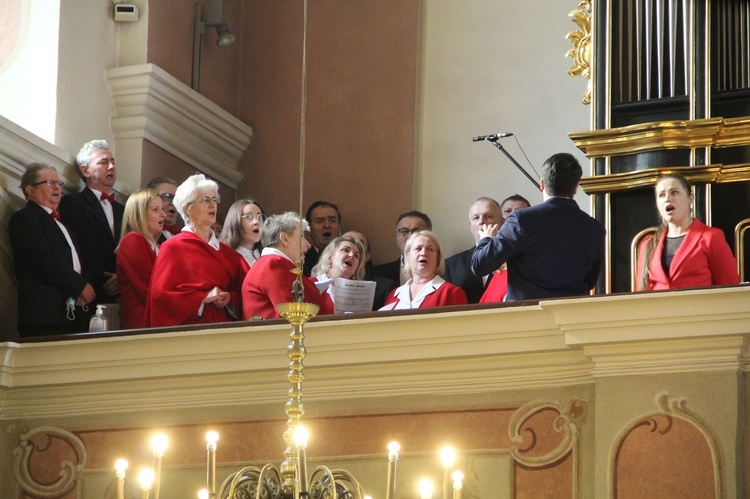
[380,275,447,310]
[39,203,82,274]
[236,246,261,268]
[89,187,115,236]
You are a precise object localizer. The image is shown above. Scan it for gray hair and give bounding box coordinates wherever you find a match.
[173,174,219,224]
[146,177,178,189]
[261,212,309,248]
[75,140,111,182]
[20,163,56,198]
[402,230,445,277]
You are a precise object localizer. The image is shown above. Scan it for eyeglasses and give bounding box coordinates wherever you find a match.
[396,227,423,237]
[194,196,221,204]
[159,193,175,201]
[242,213,267,223]
[31,180,64,188]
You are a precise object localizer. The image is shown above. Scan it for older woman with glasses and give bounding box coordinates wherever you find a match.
[147,174,246,326]
[220,199,266,272]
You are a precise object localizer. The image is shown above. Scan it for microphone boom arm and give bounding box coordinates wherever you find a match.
[486,141,542,191]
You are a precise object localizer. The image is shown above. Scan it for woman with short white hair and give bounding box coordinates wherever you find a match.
[242,212,330,319]
[147,174,245,326]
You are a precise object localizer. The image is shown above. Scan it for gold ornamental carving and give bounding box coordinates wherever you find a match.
[566,1,592,105]
[508,398,587,467]
[10,425,87,498]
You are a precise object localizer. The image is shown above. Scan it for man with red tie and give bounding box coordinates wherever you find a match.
[9,164,96,336]
[147,176,181,243]
[59,140,125,305]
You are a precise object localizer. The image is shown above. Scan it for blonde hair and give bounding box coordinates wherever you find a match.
[402,230,445,277]
[119,189,162,248]
[311,236,366,280]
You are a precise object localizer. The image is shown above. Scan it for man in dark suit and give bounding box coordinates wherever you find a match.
[9,163,96,336]
[471,153,605,301]
[59,140,125,304]
[372,210,432,285]
[443,197,506,303]
[303,201,341,276]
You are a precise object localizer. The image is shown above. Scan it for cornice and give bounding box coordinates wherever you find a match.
[0,116,78,203]
[106,64,252,189]
[1,287,748,421]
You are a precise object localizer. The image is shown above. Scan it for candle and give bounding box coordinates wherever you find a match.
[206,431,219,498]
[293,426,310,496]
[151,434,168,499]
[418,478,434,499]
[115,459,128,499]
[385,441,399,499]
[451,471,463,499]
[139,468,155,499]
[440,446,455,499]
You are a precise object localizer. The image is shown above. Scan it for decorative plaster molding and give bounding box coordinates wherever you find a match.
[10,425,87,497]
[609,392,723,498]
[0,116,77,203]
[106,63,252,189]
[0,287,748,421]
[509,398,586,467]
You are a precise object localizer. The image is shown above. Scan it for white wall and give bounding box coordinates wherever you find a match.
[0,0,60,143]
[418,1,592,257]
[55,0,120,158]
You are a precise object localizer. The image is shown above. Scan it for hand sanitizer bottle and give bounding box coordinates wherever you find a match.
[89,305,108,332]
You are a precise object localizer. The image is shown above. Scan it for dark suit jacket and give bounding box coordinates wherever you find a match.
[9,201,92,335]
[443,247,492,304]
[303,246,321,276]
[471,197,605,301]
[372,258,401,285]
[59,187,124,302]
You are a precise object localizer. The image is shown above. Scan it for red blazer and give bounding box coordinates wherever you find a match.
[479,269,508,303]
[242,253,331,320]
[147,232,245,326]
[117,232,157,329]
[637,219,739,290]
[382,277,468,310]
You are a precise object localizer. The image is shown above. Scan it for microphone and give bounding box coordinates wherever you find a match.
[472,133,513,142]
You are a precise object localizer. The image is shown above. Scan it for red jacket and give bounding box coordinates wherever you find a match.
[242,253,331,320]
[638,219,739,290]
[147,231,245,326]
[117,232,157,329]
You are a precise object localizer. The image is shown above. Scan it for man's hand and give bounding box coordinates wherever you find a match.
[478,223,500,240]
[77,284,96,306]
[102,272,119,296]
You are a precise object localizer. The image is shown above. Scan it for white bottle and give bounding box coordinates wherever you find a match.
[89,305,108,332]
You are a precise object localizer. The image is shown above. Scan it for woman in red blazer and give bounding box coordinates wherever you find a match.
[637,174,739,290]
[380,230,467,310]
[116,189,165,329]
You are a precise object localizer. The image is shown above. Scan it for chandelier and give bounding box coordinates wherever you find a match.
[112,292,466,499]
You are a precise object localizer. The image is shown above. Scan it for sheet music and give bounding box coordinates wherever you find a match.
[332,278,376,314]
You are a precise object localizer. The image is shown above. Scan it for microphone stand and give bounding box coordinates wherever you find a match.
[484,140,542,191]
